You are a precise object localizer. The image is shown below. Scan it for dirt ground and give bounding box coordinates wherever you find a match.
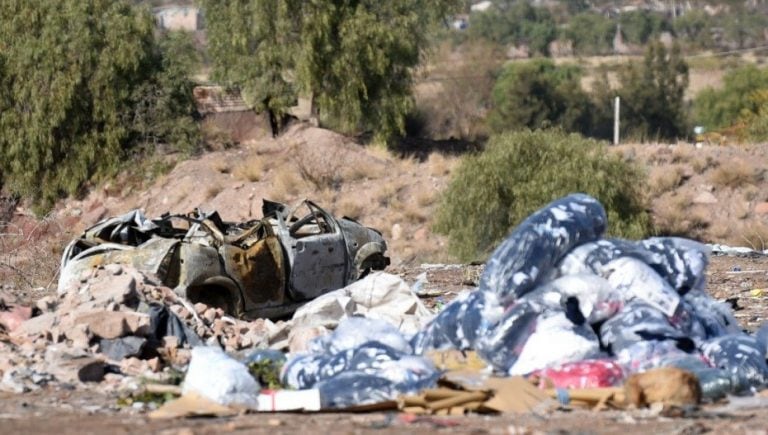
[4,125,768,433]
[2,255,768,435]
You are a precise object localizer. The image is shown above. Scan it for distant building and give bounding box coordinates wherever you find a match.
[471,1,493,13]
[154,5,202,32]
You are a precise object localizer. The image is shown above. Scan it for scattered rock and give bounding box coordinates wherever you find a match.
[693,191,718,205]
[755,202,768,215]
[391,223,403,241]
[0,305,33,333]
[70,311,150,340]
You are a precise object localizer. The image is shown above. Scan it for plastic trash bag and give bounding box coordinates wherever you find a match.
[282,340,439,408]
[701,334,768,392]
[600,301,693,354]
[683,290,742,338]
[556,237,708,295]
[637,237,709,295]
[309,316,413,355]
[315,372,400,409]
[410,290,502,354]
[507,312,601,376]
[182,346,260,409]
[755,322,768,358]
[615,341,697,374]
[658,354,732,400]
[475,302,540,373]
[479,193,607,304]
[531,359,625,389]
[602,257,680,317]
[524,274,623,325]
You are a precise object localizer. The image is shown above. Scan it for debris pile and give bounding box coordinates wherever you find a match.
[2,193,768,418]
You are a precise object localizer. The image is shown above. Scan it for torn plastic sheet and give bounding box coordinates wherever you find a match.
[479,193,607,304]
[281,317,439,408]
[507,312,601,376]
[701,334,768,392]
[556,237,709,295]
[410,290,502,354]
[599,301,693,354]
[602,257,681,317]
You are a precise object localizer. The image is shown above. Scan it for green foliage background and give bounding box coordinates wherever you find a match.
[434,130,651,261]
[488,59,593,135]
[201,0,459,143]
[0,0,200,212]
[693,65,768,131]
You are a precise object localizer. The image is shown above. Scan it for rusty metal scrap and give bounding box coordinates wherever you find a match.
[59,200,389,320]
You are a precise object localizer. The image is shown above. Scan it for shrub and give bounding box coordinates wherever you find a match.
[693,65,768,131]
[434,130,651,261]
[488,59,594,135]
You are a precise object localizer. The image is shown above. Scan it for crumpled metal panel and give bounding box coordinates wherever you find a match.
[58,199,390,320]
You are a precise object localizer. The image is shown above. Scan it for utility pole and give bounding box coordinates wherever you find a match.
[613,96,620,145]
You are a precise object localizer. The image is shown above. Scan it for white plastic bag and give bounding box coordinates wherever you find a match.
[182,346,260,409]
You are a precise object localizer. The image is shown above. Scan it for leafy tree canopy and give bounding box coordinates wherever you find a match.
[0,0,200,212]
[488,59,593,135]
[693,65,768,131]
[468,0,557,55]
[201,0,459,142]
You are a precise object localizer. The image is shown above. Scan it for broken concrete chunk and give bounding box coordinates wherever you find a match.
[11,312,58,339]
[71,311,150,339]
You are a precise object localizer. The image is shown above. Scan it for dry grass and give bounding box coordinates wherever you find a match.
[670,146,693,164]
[374,182,401,207]
[234,155,266,182]
[415,188,437,207]
[709,159,759,188]
[691,155,718,173]
[271,166,305,201]
[654,193,711,237]
[289,142,345,190]
[204,183,224,200]
[0,216,71,292]
[335,197,364,220]
[649,166,685,196]
[426,152,454,177]
[341,158,386,182]
[212,159,231,174]
[738,222,768,251]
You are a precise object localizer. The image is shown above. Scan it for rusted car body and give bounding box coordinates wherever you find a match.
[58,200,389,319]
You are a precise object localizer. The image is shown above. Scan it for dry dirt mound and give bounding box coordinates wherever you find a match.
[50,124,457,269]
[617,143,768,248]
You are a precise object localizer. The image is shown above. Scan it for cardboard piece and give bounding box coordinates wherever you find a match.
[149,393,239,419]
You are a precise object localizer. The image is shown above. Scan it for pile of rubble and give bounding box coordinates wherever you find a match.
[2,193,768,418]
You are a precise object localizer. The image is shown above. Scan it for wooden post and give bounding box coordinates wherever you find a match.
[613,96,620,146]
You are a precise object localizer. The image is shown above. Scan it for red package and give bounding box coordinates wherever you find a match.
[531,359,625,389]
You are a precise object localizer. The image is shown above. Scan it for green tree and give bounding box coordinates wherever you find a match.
[673,9,716,50]
[488,59,594,135]
[0,0,199,211]
[562,12,615,55]
[434,130,651,261]
[618,10,669,45]
[693,65,768,130]
[468,0,557,55]
[607,42,690,141]
[201,0,459,142]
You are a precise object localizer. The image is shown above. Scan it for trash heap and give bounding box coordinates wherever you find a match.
[3,192,768,415]
[275,193,768,409]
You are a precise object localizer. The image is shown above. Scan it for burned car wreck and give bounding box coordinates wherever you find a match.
[58,200,389,319]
